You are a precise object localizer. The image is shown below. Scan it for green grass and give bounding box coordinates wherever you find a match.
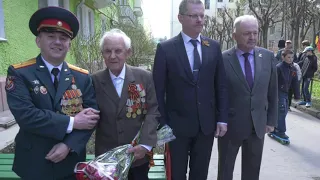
[310,79,320,110]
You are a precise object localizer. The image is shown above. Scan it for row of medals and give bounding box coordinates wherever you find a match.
[126,97,147,118]
[61,84,83,116]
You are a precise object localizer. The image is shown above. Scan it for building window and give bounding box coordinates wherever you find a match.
[229,0,234,2]
[101,15,107,34]
[0,0,5,41]
[217,8,223,14]
[205,0,210,9]
[77,5,95,38]
[38,0,69,9]
[218,0,223,2]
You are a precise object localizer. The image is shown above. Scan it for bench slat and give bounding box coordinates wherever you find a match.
[148,172,166,180]
[0,165,12,171]
[0,171,19,179]
[0,154,14,159]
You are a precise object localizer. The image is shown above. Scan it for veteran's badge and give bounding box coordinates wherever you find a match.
[5,76,15,91]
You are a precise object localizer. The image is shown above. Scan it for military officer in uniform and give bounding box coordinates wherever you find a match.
[6,7,99,180]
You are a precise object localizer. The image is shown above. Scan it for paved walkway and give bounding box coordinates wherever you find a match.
[207,107,320,180]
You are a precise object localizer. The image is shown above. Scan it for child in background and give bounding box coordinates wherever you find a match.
[298,46,318,107]
[270,49,300,140]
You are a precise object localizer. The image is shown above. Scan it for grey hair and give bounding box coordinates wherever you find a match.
[233,15,258,33]
[179,0,203,15]
[99,28,131,50]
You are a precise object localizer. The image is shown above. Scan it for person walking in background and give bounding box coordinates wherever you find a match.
[298,46,318,107]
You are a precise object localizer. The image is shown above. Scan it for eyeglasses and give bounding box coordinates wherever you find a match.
[181,14,205,20]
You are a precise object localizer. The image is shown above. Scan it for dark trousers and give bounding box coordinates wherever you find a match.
[302,78,312,102]
[217,131,264,180]
[170,131,214,180]
[128,162,150,180]
[288,88,293,107]
[276,91,289,133]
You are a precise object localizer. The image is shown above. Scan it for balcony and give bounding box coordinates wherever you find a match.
[133,7,143,17]
[119,5,137,26]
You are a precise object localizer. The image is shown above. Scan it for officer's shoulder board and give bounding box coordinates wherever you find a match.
[12,58,36,69]
[67,63,89,74]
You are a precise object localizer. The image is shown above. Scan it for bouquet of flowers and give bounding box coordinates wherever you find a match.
[75,125,175,180]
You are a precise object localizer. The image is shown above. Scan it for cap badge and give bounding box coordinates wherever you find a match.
[57,21,63,27]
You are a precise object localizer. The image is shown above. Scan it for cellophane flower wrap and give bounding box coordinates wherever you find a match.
[74,124,175,180]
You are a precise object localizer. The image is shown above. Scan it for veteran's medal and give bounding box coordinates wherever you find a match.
[137,109,141,115]
[128,107,133,113]
[132,113,137,118]
[126,112,131,118]
[40,86,47,94]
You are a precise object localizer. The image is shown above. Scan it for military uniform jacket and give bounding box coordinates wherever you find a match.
[6,55,98,179]
[91,65,160,167]
[277,62,300,99]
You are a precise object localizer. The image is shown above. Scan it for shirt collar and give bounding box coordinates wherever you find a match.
[109,64,126,80]
[41,56,63,74]
[181,31,201,44]
[235,47,254,57]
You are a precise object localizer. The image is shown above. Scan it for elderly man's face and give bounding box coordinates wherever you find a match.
[102,36,131,76]
[233,20,258,52]
[285,42,292,49]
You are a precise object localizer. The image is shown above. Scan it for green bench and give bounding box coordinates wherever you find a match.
[0,153,166,180]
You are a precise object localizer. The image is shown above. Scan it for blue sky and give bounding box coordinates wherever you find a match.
[142,0,171,38]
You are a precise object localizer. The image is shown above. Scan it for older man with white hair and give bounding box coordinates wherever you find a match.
[217,15,278,180]
[91,28,160,180]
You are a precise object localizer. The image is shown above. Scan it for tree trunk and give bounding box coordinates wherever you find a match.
[293,18,300,53]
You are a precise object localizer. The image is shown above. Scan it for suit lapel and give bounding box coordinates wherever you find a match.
[34,55,56,100]
[117,65,135,115]
[227,47,250,91]
[174,34,194,81]
[252,48,263,92]
[54,62,72,106]
[200,36,209,69]
[100,69,120,105]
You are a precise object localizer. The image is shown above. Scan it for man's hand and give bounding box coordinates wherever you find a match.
[127,145,148,160]
[73,108,100,130]
[215,123,227,138]
[265,125,274,133]
[45,143,70,163]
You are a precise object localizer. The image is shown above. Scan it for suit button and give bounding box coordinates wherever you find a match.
[197,85,200,89]
[198,102,201,105]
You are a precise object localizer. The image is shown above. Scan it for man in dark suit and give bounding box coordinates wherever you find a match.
[152,0,228,179]
[217,15,278,180]
[92,28,159,180]
[6,7,100,180]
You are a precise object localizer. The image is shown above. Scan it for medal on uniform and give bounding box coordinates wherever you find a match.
[40,86,47,94]
[132,113,137,118]
[34,86,40,94]
[128,107,133,112]
[136,109,141,115]
[141,98,145,103]
[71,77,77,89]
[126,112,131,118]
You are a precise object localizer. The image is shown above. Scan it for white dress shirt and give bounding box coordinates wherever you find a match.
[42,56,74,134]
[109,65,152,152]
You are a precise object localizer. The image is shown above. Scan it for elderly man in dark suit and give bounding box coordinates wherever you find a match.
[217,15,278,180]
[6,7,100,180]
[91,28,159,180]
[152,0,228,179]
